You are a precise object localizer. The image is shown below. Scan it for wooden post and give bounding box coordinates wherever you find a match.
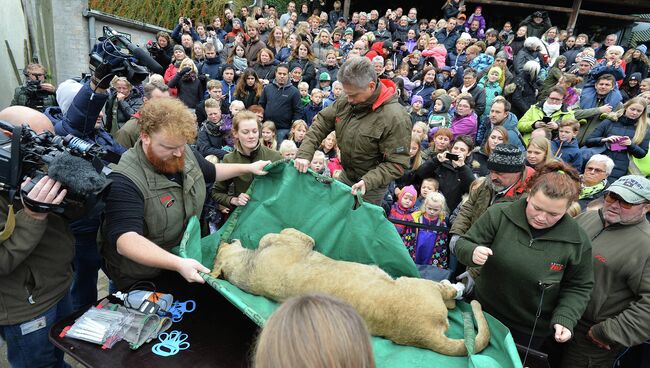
[566,0,582,36]
[343,0,350,20]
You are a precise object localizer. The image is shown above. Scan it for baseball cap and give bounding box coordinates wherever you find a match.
[319,72,331,81]
[607,175,650,204]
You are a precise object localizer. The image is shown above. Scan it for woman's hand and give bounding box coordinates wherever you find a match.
[553,324,572,343]
[451,152,466,168]
[472,246,493,265]
[601,135,620,143]
[619,137,632,146]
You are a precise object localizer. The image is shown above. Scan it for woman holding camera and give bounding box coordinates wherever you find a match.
[148,31,174,71]
[585,97,650,181]
[409,134,475,212]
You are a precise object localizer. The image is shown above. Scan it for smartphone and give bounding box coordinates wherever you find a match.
[445,152,460,161]
[541,116,552,123]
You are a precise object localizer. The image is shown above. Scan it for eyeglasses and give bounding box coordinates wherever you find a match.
[29,73,45,78]
[584,166,605,174]
[604,192,636,209]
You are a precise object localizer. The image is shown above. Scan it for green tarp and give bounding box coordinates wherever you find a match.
[177,160,522,367]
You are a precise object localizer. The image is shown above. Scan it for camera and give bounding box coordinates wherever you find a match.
[183,17,191,25]
[0,120,111,220]
[90,26,163,84]
[25,79,42,93]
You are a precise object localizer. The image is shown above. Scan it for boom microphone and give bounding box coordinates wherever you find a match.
[47,152,109,196]
[131,47,164,75]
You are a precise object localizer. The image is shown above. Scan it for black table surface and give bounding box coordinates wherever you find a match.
[49,272,259,368]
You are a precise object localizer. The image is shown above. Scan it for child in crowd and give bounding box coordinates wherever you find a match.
[397,63,416,99]
[288,120,308,148]
[428,94,452,129]
[412,122,430,149]
[320,131,338,160]
[414,177,439,210]
[580,46,626,107]
[309,150,330,176]
[526,136,553,170]
[478,67,504,122]
[409,95,429,124]
[323,81,342,108]
[551,119,582,171]
[304,89,324,126]
[410,192,450,268]
[298,82,311,106]
[261,120,278,150]
[558,73,583,108]
[279,139,298,159]
[221,100,245,135]
[388,185,418,247]
[384,59,396,79]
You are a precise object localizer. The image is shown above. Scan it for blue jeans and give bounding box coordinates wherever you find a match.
[71,232,102,311]
[0,293,72,368]
[276,128,290,148]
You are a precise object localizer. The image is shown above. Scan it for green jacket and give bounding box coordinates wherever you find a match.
[455,197,594,336]
[576,210,650,347]
[101,142,206,289]
[0,196,74,325]
[10,85,57,112]
[115,116,140,149]
[212,143,282,208]
[517,103,575,145]
[296,79,411,192]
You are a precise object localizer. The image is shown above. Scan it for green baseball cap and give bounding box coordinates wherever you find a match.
[607,175,650,204]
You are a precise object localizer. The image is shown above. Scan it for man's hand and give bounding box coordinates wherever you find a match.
[175,257,210,284]
[587,327,611,350]
[294,158,310,173]
[553,324,572,343]
[598,104,613,114]
[451,152,466,168]
[230,193,250,207]
[351,180,366,196]
[472,246,493,265]
[21,176,67,221]
[249,160,271,175]
[40,83,56,93]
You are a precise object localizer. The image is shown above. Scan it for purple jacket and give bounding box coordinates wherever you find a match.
[450,112,478,139]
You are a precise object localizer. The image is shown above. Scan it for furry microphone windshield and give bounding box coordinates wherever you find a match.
[47,152,108,196]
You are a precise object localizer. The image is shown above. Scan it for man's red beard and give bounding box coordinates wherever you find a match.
[146,144,185,174]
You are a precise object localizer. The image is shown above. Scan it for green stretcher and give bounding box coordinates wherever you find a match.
[176,160,522,367]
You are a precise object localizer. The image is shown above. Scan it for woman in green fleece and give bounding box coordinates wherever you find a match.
[455,161,594,350]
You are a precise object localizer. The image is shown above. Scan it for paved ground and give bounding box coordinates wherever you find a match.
[0,271,109,368]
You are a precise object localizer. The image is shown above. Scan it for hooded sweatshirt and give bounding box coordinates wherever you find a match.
[428,94,452,128]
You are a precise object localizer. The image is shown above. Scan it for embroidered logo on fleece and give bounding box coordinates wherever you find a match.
[160,195,175,208]
[595,254,607,263]
[549,262,565,271]
[335,117,341,124]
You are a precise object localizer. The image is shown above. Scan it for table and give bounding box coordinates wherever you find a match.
[49,272,258,368]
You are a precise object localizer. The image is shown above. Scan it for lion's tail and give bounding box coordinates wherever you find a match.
[427,300,491,356]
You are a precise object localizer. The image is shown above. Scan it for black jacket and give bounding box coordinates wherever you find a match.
[259,80,304,129]
[196,120,233,159]
[409,157,475,212]
[168,73,207,109]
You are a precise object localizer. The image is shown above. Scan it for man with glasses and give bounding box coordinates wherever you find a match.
[11,63,57,112]
[517,86,575,144]
[562,175,650,368]
[578,154,614,210]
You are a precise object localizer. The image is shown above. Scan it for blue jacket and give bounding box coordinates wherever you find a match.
[303,102,323,126]
[435,29,460,52]
[198,57,221,80]
[446,50,467,69]
[475,112,525,151]
[586,116,650,180]
[411,82,437,110]
[551,138,582,171]
[53,82,126,157]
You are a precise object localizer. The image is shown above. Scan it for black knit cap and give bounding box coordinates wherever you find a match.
[487,144,525,173]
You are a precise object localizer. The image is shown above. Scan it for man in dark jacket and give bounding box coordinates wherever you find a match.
[435,17,460,52]
[11,63,58,112]
[0,106,73,368]
[519,11,551,38]
[259,64,303,144]
[295,57,411,205]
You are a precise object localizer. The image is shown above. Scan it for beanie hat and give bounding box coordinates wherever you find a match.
[173,44,185,53]
[319,72,331,81]
[581,55,596,66]
[233,18,242,26]
[411,95,424,105]
[636,44,648,55]
[56,79,83,115]
[487,144,525,173]
[629,72,642,81]
[345,28,354,35]
[383,40,393,52]
[495,50,508,60]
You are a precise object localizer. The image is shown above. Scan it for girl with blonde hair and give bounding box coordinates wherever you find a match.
[526,136,553,170]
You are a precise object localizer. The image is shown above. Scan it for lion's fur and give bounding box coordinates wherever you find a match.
[212,228,490,356]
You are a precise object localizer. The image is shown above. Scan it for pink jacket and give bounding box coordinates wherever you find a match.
[450,112,478,139]
[422,46,447,70]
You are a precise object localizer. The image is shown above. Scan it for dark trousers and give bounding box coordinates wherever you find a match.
[560,323,624,368]
[71,231,103,311]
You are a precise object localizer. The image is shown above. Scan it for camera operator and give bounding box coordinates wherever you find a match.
[49,64,126,310]
[11,63,58,112]
[0,106,73,368]
[148,31,174,71]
